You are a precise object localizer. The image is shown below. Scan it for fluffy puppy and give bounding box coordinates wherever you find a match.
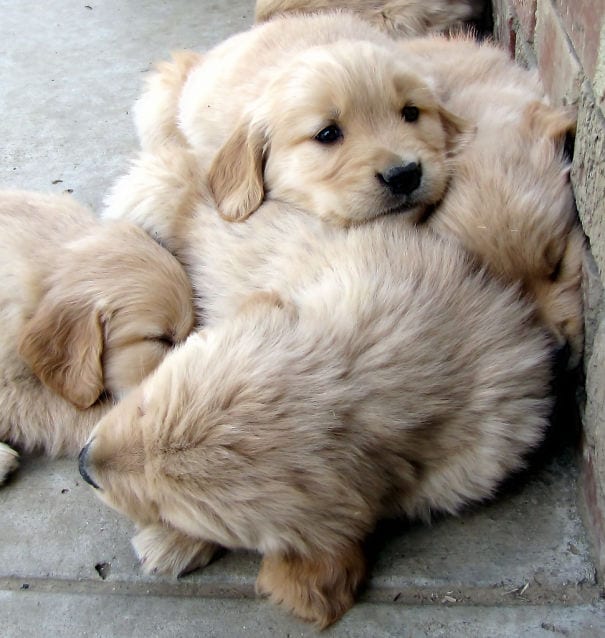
[80,222,553,628]
[255,0,484,36]
[0,191,195,484]
[120,13,468,226]
[108,24,583,363]
[397,35,584,365]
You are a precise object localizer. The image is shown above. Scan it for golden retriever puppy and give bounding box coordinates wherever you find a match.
[79,222,553,628]
[255,0,483,36]
[122,13,468,226]
[108,22,582,364]
[0,191,195,484]
[397,35,584,365]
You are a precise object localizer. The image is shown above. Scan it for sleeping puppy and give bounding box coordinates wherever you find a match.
[117,12,468,226]
[255,0,484,36]
[79,221,554,628]
[0,190,195,484]
[397,35,584,366]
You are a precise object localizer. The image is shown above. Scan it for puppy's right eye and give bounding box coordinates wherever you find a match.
[315,125,343,144]
[402,105,420,122]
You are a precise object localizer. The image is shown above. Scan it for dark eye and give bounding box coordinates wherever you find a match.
[549,256,564,282]
[402,105,420,122]
[152,334,175,348]
[315,125,343,144]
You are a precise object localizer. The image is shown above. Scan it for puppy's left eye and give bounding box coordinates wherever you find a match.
[149,334,175,347]
[549,256,564,282]
[315,125,343,144]
[402,105,420,122]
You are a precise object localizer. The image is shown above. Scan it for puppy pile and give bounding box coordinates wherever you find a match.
[3,0,585,630]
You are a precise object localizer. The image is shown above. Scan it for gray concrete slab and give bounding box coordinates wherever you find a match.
[0,0,254,211]
[0,0,603,634]
[1,591,604,638]
[0,453,598,606]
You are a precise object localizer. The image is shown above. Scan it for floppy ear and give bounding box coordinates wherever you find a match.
[18,295,105,409]
[522,101,576,142]
[208,116,266,222]
[438,105,474,155]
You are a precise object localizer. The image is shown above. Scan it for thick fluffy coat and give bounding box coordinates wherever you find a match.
[398,35,584,364]
[122,13,467,225]
[0,191,195,483]
[81,216,553,628]
[107,25,584,364]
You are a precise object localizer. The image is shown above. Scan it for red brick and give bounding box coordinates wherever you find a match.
[511,0,537,42]
[535,0,582,106]
[553,0,603,81]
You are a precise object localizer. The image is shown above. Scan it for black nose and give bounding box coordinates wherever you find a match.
[78,441,100,489]
[377,162,422,196]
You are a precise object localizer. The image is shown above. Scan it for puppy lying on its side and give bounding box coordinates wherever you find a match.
[80,218,554,628]
[110,13,468,227]
[255,0,484,36]
[0,191,195,484]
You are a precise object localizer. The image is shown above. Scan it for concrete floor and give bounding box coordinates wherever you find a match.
[1,1,604,635]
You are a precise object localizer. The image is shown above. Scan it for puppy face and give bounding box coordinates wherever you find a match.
[100,237,196,399]
[209,41,468,225]
[19,223,195,408]
[78,332,226,535]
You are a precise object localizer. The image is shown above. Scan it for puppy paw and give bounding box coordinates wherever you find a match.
[256,543,366,629]
[0,443,19,486]
[132,524,219,577]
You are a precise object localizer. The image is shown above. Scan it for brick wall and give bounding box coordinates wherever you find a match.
[491,0,605,573]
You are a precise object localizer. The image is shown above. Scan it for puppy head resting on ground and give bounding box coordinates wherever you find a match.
[80,225,553,627]
[428,100,584,365]
[18,220,195,409]
[208,40,470,225]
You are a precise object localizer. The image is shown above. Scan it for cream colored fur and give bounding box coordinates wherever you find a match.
[95,14,582,627]
[82,214,553,628]
[398,35,584,364]
[121,13,468,226]
[106,27,584,365]
[255,0,483,36]
[0,190,195,484]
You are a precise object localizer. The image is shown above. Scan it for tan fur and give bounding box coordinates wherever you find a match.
[132,524,219,576]
[94,17,583,626]
[428,100,583,361]
[134,50,203,152]
[255,0,483,36]
[116,13,469,226]
[256,544,366,629]
[105,28,583,363]
[81,206,554,626]
[0,190,195,483]
[398,35,585,364]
